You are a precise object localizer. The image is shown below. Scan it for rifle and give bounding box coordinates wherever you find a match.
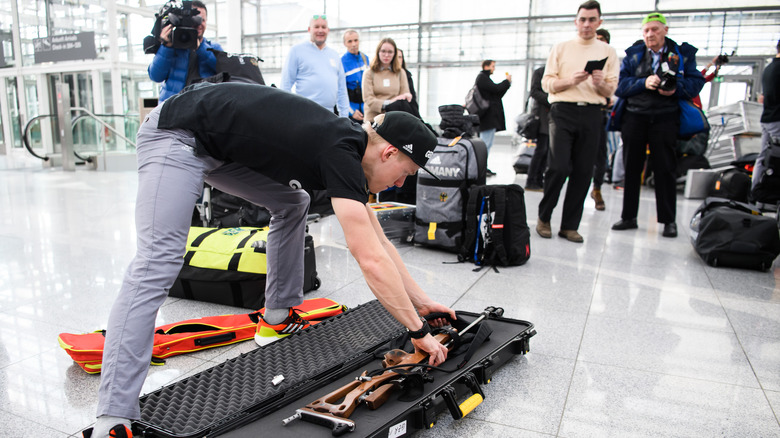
[282,306,503,436]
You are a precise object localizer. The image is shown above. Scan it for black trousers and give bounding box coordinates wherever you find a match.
[538,103,603,230]
[620,111,679,224]
[592,112,609,188]
[526,133,549,187]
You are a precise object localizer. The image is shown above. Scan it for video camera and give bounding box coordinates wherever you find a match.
[143,1,203,54]
[714,51,735,67]
[658,63,677,92]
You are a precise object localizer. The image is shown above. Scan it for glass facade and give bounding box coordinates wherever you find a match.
[0,0,777,156]
[242,1,779,126]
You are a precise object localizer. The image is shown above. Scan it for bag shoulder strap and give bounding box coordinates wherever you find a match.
[459,185,483,260]
[486,186,510,267]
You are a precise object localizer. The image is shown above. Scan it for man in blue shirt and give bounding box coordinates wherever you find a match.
[341,29,369,122]
[281,15,351,117]
[147,0,222,102]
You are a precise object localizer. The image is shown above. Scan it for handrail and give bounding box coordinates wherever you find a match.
[71,112,139,163]
[21,109,138,166]
[22,114,55,161]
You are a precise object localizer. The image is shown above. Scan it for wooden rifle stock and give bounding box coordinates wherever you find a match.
[283,308,498,436]
[307,332,450,417]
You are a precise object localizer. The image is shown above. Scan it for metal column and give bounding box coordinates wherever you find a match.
[56,83,75,171]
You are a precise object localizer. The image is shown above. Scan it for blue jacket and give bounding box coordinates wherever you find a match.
[615,37,704,103]
[148,39,223,102]
[341,51,369,114]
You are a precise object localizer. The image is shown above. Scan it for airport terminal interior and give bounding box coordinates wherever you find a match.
[0,0,779,437]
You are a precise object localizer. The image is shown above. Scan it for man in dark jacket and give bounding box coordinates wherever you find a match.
[147,1,223,102]
[476,59,512,176]
[611,12,704,238]
[525,66,550,191]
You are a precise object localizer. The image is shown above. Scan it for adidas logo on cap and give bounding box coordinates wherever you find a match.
[403,144,414,154]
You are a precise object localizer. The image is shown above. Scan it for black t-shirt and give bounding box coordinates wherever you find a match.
[158,82,370,203]
[762,57,780,123]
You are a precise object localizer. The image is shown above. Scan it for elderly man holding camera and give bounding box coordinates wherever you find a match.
[611,12,704,238]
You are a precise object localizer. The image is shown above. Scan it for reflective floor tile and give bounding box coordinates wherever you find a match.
[579,315,759,387]
[465,354,574,436]
[720,297,780,339]
[590,282,731,332]
[560,362,780,438]
[736,334,780,391]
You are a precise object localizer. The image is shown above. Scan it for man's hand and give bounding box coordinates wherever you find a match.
[591,69,604,87]
[352,109,364,121]
[571,71,589,86]
[412,333,448,366]
[417,302,456,328]
[645,75,661,90]
[160,25,173,47]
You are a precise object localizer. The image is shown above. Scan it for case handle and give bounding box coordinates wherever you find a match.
[440,371,485,420]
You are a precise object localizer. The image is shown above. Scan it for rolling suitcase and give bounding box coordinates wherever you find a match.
[370,202,416,243]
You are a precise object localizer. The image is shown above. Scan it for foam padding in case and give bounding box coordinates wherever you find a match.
[136,300,405,438]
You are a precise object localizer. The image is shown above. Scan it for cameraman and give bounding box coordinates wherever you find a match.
[610,13,704,238]
[148,1,223,102]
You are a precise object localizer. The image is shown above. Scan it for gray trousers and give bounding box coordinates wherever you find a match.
[96,105,310,420]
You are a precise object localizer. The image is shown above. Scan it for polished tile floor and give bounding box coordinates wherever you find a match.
[0,139,779,438]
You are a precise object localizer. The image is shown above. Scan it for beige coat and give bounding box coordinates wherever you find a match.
[362,67,410,122]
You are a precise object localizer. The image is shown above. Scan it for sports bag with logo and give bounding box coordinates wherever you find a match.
[170,227,320,309]
[58,298,346,373]
[459,184,531,269]
[414,136,487,252]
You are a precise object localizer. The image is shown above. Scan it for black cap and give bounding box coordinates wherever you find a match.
[373,112,440,180]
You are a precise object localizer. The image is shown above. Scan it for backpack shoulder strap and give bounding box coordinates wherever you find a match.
[459,185,483,261]
[486,186,510,267]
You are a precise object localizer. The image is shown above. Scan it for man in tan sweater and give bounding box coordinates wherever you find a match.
[536,0,618,243]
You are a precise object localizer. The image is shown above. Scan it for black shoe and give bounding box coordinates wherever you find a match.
[612,218,638,230]
[486,169,497,177]
[525,183,543,192]
[662,222,678,238]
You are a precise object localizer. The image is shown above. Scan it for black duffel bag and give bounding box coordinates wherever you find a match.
[690,197,780,271]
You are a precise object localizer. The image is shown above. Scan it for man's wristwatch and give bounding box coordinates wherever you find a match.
[408,319,431,339]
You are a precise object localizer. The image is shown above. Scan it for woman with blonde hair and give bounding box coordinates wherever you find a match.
[362,37,412,122]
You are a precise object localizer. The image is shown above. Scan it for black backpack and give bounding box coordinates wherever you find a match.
[459,184,531,269]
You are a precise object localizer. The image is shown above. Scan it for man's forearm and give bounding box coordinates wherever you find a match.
[359,253,425,331]
[379,234,430,311]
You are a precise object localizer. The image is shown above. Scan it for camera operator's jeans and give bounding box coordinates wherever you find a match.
[480,128,496,154]
[96,105,310,420]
